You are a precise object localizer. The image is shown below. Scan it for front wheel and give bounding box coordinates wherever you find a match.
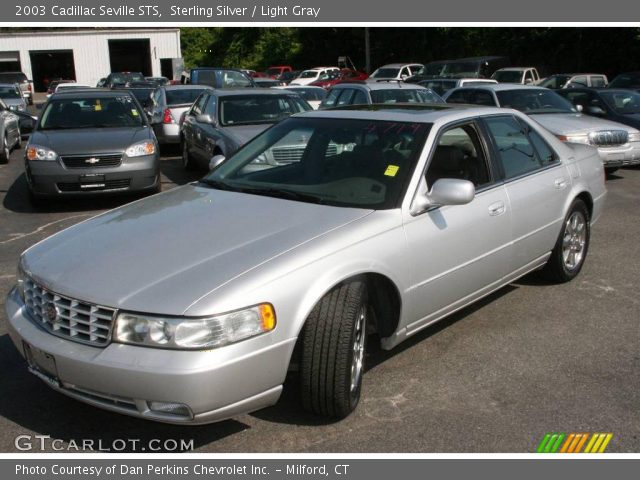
[542,199,590,283]
[300,280,368,419]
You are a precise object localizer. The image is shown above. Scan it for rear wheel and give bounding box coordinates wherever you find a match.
[300,280,368,419]
[542,199,590,282]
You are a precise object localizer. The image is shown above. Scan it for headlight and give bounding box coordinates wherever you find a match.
[26,144,58,161]
[628,132,640,142]
[114,304,276,350]
[557,134,590,145]
[16,260,27,301]
[125,140,156,157]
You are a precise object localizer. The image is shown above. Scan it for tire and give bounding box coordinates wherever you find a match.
[542,198,590,283]
[15,129,21,149]
[0,135,9,164]
[300,280,368,419]
[605,167,618,177]
[182,140,196,171]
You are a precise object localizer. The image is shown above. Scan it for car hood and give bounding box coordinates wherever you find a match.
[3,98,25,108]
[531,113,638,135]
[23,185,372,315]
[30,127,152,155]
[223,124,271,146]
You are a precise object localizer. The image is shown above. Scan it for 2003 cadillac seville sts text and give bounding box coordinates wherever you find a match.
[5,105,606,424]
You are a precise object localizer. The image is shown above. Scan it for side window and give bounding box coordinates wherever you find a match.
[445,90,470,104]
[204,95,217,116]
[472,91,496,106]
[152,89,163,107]
[485,116,542,179]
[191,93,208,115]
[322,89,341,108]
[591,76,606,88]
[524,71,534,83]
[401,67,410,78]
[351,89,368,105]
[525,125,558,167]
[336,89,355,106]
[571,76,588,87]
[426,123,491,189]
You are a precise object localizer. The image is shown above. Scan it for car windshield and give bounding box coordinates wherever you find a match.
[39,95,145,130]
[496,89,576,114]
[370,89,443,104]
[418,80,457,96]
[127,88,155,106]
[0,86,21,98]
[203,117,431,209]
[109,72,145,84]
[371,68,401,78]
[0,73,27,83]
[537,75,570,89]
[218,95,311,126]
[600,91,640,114]
[299,70,320,79]
[165,88,208,106]
[609,74,640,89]
[291,88,327,101]
[423,62,479,77]
[492,71,523,83]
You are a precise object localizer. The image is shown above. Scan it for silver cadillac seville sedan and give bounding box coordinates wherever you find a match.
[5,105,606,424]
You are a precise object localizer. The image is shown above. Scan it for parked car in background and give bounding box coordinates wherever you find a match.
[0,83,28,111]
[124,85,156,110]
[558,88,640,130]
[0,72,33,105]
[265,66,293,79]
[0,98,22,163]
[444,84,640,172]
[181,88,312,170]
[420,56,510,79]
[145,76,169,86]
[321,82,443,108]
[103,72,146,88]
[413,78,497,96]
[185,68,256,89]
[538,73,608,89]
[369,63,424,82]
[6,104,606,424]
[279,70,302,85]
[491,67,541,85]
[24,89,161,201]
[290,67,341,86]
[608,72,640,92]
[147,85,213,145]
[48,83,93,97]
[254,78,287,88]
[274,85,327,109]
[309,69,369,89]
[46,79,76,96]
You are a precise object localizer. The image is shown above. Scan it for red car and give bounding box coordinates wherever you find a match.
[309,69,369,89]
[264,66,293,79]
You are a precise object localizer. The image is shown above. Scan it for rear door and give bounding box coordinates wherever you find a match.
[182,92,209,163]
[482,114,570,271]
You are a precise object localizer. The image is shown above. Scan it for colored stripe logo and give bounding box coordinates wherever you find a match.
[537,433,613,453]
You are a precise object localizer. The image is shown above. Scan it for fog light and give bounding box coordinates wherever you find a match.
[148,401,192,418]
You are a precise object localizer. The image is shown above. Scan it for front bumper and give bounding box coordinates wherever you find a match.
[25,154,160,197]
[596,142,640,167]
[5,287,294,424]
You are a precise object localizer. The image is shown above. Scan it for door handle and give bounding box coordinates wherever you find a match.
[554,178,568,189]
[488,201,506,216]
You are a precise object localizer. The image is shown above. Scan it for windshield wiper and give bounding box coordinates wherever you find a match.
[198,178,238,191]
[235,186,326,204]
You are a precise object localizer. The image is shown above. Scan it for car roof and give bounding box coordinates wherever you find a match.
[378,63,422,68]
[0,82,20,87]
[303,67,338,71]
[495,67,536,72]
[212,88,303,97]
[294,104,509,123]
[162,84,212,91]
[452,84,547,92]
[275,85,324,90]
[334,82,428,91]
[51,88,133,98]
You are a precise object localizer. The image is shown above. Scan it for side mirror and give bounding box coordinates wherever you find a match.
[209,154,226,171]
[411,178,475,215]
[196,114,215,125]
[587,105,606,116]
[575,104,584,113]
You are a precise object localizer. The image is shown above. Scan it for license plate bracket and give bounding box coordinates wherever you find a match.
[23,342,60,388]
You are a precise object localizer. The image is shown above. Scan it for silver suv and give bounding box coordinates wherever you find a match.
[0,72,33,105]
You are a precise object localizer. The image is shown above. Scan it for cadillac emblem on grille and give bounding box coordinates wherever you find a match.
[45,303,58,323]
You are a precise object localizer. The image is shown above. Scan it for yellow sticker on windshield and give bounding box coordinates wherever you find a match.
[384,165,400,177]
[94,104,102,111]
[131,109,139,116]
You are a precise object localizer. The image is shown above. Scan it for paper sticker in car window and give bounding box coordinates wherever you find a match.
[384,165,400,177]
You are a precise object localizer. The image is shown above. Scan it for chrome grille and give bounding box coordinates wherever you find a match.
[23,278,115,346]
[589,130,629,147]
[271,143,338,164]
[60,154,122,169]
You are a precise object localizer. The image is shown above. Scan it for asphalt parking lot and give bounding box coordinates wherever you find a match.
[1,137,639,452]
